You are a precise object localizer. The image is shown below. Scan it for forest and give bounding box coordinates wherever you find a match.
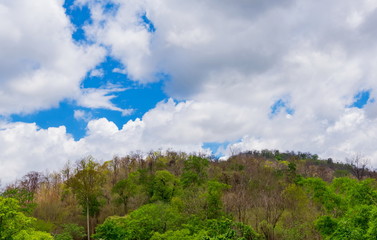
[1,150,377,240]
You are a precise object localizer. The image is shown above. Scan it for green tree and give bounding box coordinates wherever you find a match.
[300,177,342,214]
[65,157,105,240]
[112,171,140,214]
[55,224,86,240]
[93,203,184,240]
[150,170,179,203]
[1,187,36,215]
[13,230,53,240]
[0,196,53,240]
[205,181,230,219]
[151,217,261,240]
[181,156,209,187]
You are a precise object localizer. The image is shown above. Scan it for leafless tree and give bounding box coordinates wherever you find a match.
[346,154,370,180]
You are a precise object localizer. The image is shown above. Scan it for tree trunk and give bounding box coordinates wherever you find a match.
[87,199,90,240]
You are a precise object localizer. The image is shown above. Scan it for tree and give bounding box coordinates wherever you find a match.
[112,171,140,214]
[300,177,342,214]
[65,157,105,240]
[0,196,53,239]
[54,224,86,240]
[181,156,209,187]
[205,181,230,219]
[346,154,369,180]
[93,203,184,240]
[150,170,179,203]
[1,187,36,215]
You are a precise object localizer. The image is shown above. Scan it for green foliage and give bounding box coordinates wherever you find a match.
[150,218,262,240]
[150,229,192,240]
[1,187,36,215]
[331,178,377,206]
[315,216,337,236]
[32,219,55,233]
[200,217,261,240]
[181,156,209,187]
[205,181,230,219]
[365,207,377,240]
[150,170,179,203]
[0,196,53,240]
[6,150,377,240]
[300,177,342,214]
[0,196,34,239]
[65,157,106,217]
[91,216,128,240]
[54,224,85,240]
[112,171,141,213]
[93,203,184,240]
[13,230,53,240]
[94,205,260,240]
[311,177,377,240]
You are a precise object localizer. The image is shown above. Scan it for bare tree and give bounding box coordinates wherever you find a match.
[346,154,370,180]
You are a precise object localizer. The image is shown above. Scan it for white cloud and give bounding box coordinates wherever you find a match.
[112,68,127,74]
[0,115,206,184]
[0,0,105,115]
[76,87,133,116]
[5,0,377,184]
[74,0,377,167]
[3,98,377,184]
[73,110,93,122]
[89,68,104,78]
[0,121,81,184]
[83,0,155,82]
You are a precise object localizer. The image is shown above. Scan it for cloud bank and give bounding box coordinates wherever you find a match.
[2,0,377,183]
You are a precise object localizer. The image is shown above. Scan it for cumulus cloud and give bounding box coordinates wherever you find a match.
[76,0,377,166]
[3,98,377,184]
[4,0,377,184]
[0,0,105,115]
[0,121,81,184]
[0,113,206,184]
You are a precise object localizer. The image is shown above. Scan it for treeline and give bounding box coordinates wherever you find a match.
[1,150,377,239]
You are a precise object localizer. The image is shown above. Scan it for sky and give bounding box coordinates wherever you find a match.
[1,0,377,183]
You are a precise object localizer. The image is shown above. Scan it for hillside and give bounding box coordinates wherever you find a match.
[1,150,377,240]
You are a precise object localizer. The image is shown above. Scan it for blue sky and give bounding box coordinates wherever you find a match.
[2,0,377,183]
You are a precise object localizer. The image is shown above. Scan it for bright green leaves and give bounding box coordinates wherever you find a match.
[366,207,377,240]
[151,217,261,240]
[300,177,342,214]
[317,205,377,240]
[0,196,53,240]
[150,170,179,203]
[13,230,53,240]
[205,181,230,219]
[54,224,86,240]
[1,187,36,215]
[93,203,184,240]
[0,196,34,239]
[181,156,209,187]
[91,216,128,240]
[93,203,260,240]
[304,177,377,239]
[332,178,377,206]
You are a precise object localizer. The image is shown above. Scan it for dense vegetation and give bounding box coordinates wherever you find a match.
[1,150,377,239]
